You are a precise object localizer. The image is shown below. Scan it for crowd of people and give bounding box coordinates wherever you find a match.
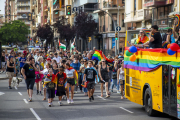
[1,47,125,107]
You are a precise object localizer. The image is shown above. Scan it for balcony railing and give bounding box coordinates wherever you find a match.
[25,21,30,24]
[125,9,152,23]
[17,10,30,12]
[16,16,28,19]
[103,0,125,9]
[17,3,30,6]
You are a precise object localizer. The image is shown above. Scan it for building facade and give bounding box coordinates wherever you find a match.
[94,0,126,55]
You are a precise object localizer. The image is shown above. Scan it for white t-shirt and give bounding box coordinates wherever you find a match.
[119,68,124,80]
[65,69,75,77]
[53,57,61,63]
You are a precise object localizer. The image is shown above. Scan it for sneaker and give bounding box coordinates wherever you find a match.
[36,90,39,95]
[89,98,91,102]
[117,91,120,94]
[48,103,51,107]
[71,99,74,104]
[51,102,53,106]
[91,96,94,100]
[39,92,43,96]
[67,99,70,104]
[8,86,12,89]
[111,90,113,93]
[28,98,32,102]
[58,101,62,106]
[14,86,17,90]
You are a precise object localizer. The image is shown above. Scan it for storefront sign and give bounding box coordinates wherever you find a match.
[144,1,154,7]
[112,38,115,49]
[107,33,126,38]
[102,34,107,38]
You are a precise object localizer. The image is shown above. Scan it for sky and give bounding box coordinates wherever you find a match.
[0,0,5,15]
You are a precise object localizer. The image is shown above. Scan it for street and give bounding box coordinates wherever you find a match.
[0,78,177,120]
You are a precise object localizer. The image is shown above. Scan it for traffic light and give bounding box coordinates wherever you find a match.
[115,32,118,40]
[27,13,32,21]
[66,5,71,15]
[88,37,92,42]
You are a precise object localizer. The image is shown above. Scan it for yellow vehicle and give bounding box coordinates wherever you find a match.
[124,30,179,119]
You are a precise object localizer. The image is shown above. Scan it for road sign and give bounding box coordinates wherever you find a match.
[73,7,78,12]
[116,26,121,31]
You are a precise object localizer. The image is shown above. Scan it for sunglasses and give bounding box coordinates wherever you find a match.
[102,61,105,62]
[84,61,87,62]
[60,69,64,71]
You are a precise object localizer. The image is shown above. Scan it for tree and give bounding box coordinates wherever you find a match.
[75,12,96,50]
[54,16,75,49]
[0,20,29,44]
[37,24,54,47]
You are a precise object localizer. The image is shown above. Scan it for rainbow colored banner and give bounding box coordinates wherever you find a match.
[92,50,103,61]
[124,48,180,72]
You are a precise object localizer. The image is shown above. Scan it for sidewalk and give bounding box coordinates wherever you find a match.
[0,73,8,80]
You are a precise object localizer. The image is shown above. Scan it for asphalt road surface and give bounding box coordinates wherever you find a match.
[0,79,178,120]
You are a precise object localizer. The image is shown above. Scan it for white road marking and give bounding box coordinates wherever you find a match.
[23,99,28,104]
[30,108,41,120]
[18,92,22,96]
[119,107,134,113]
[0,92,5,96]
[97,95,106,100]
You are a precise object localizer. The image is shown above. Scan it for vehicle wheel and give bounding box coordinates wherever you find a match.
[144,88,156,116]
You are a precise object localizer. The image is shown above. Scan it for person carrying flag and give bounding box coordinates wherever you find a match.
[83,60,98,102]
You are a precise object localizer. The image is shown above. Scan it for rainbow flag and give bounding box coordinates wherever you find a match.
[124,47,180,72]
[145,31,150,35]
[92,50,104,61]
[162,41,168,48]
[176,14,180,27]
[44,74,57,84]
[74,70,78,84]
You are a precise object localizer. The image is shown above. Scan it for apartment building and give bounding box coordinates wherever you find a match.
[15,0,31,25]
[5,0,11,23]
[72,0,99,52]
[94,0,125,54]
[0,14,5,28]
[125,0,174,29]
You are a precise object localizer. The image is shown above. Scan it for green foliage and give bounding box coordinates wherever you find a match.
[0,20,29,44]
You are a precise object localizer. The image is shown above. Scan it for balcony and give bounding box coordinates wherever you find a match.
[124,9,152,23]
[59,11,65,16]
[143,0,173,7]
[103,0,125,10]
[16,16,28,19]
[44,5,48,12]
[17,3,30,7]
[53,5,65,11]
[25,21,30,24]
[17,10,31,13]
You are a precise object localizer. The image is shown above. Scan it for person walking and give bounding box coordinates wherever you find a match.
[65,63,78,104]
[35,57,44,95]
[111,58,120,93]
[56,66,67,106]
[98,59,110,98]
[80,59,88,95]
[19,53,26,77]
[6,56,15,89]
[21,57,37,102]
[83,60,98,102]
[117,60,125,99]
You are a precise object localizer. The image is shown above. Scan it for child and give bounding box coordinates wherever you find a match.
[44,68,57,107]
[56,66,67,106]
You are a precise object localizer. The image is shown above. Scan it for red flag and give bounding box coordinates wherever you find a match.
[59,39,61,46]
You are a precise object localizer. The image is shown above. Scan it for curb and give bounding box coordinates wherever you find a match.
[0,77,8,80]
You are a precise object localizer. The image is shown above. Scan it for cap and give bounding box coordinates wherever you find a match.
[47,58,51,61]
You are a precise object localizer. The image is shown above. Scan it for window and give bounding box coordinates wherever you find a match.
[158,7,164,19]
[112,13,117,31]
[134,0,136,15]
[122,13,125,27]
[122,0,125,4]
[153,8,157,20]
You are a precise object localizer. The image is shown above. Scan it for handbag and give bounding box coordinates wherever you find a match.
[35,74,40,79]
